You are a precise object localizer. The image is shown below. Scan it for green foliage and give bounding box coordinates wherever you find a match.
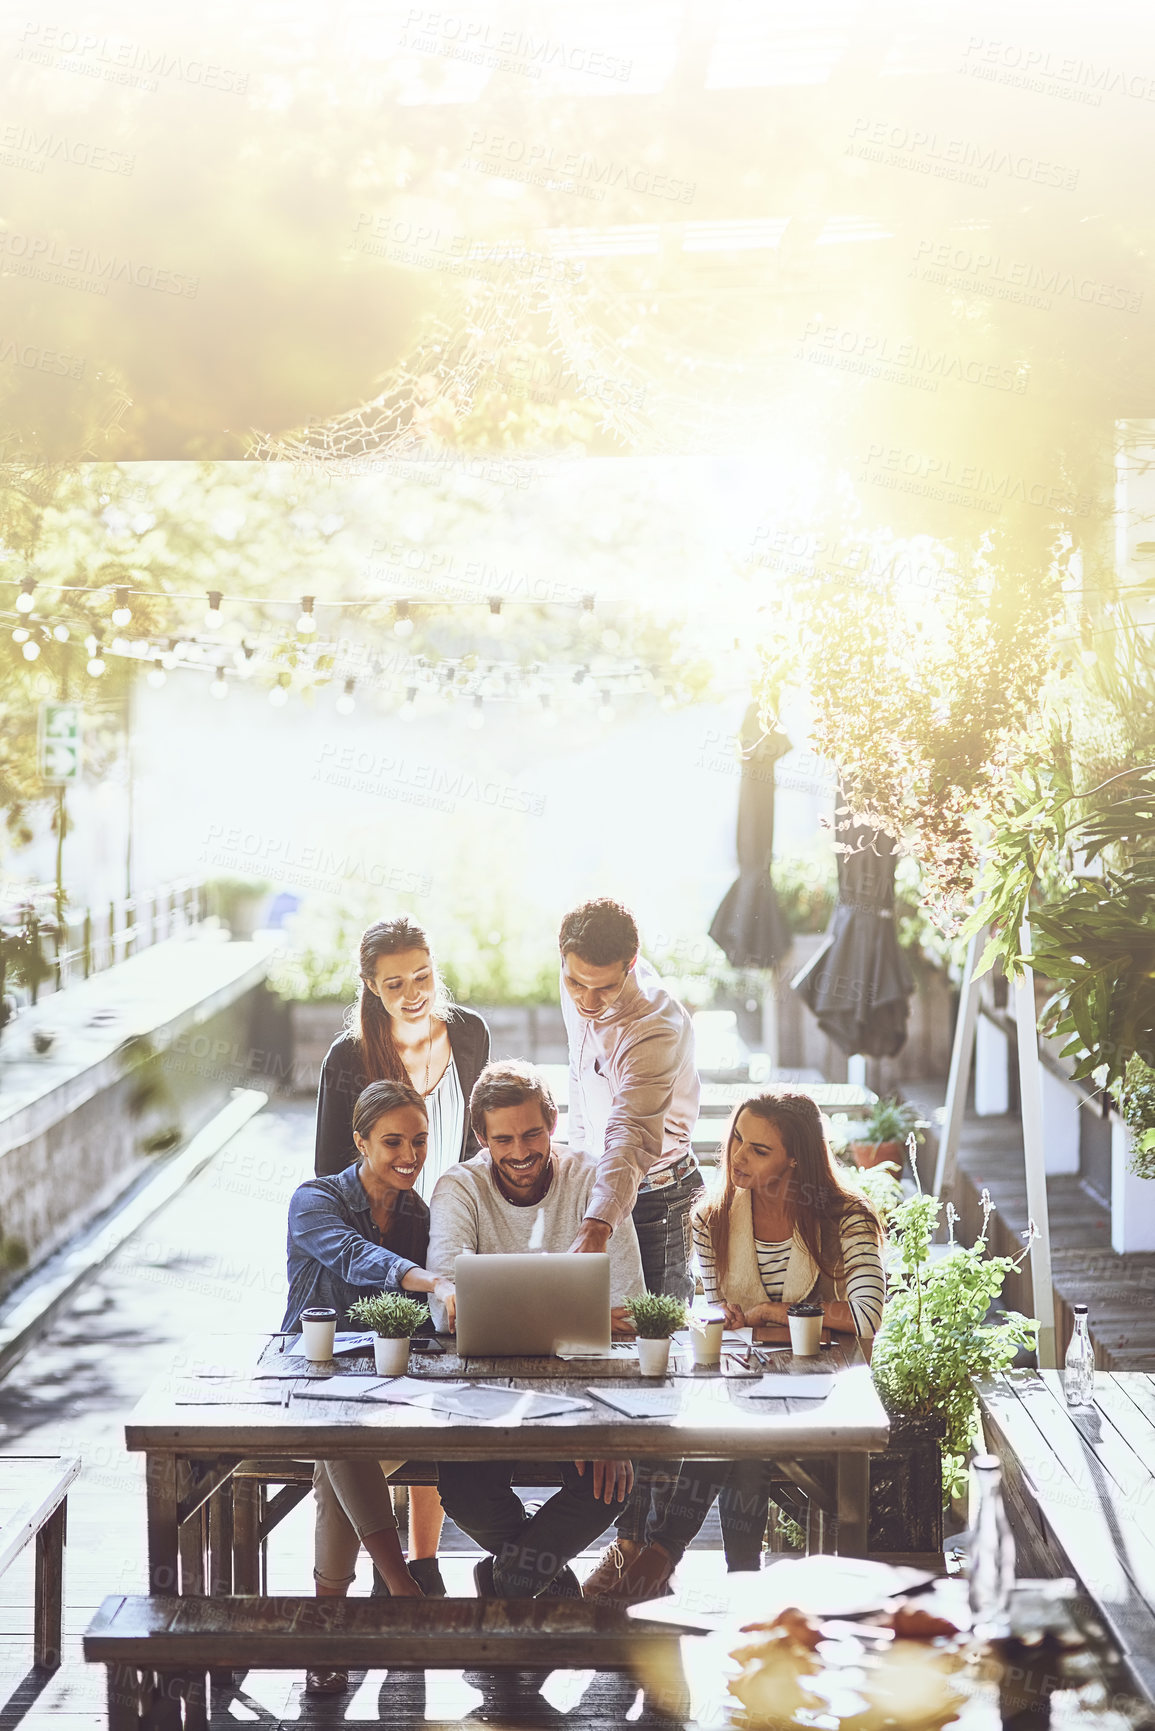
[871,1188,1037,1501]
[1118,1056,1155,1178]
[861,1097,927,1146]
[771,853,836,934]
[625,1292,688,1339]
[348,1292,430,1338]
[839,1157,904,1226]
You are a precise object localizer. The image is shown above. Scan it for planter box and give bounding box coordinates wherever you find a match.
[868,1413,945,1554]
[289,1002,347,1095]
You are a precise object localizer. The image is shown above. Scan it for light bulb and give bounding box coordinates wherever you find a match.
[297,596,316,634]
[52,624,69,642]
[268,680,289,707]
[235,642,255,677]
[16,580,35,614]
[393,601,414,638]
[12,627,29,644]
[336,677,356,715]
[600,628,621,651]
[111,637,130,656]
[87,655,106,677]
[540,694,558,728]
[85,633,98,654]
[487,598,504,634]
[161,648,178,670]
[147,661,166,688]
[598,693,613,723]
[399,685,417,719]
[112,588,132,627]
[210,668,228,699]
[661,686,677,710]
[466,695,484,730]
[22,640,40,661]
[204,590,223,630]
[578,593,596,631]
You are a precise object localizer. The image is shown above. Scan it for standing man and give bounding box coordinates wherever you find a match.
[557,897,702,1598]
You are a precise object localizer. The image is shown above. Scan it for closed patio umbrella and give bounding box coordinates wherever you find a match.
[790,801,914,1058]
[708,703,793,970]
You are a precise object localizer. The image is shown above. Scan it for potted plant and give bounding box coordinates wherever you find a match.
[348,1293,431,1376]
[849,1097,927,1171]
[624,1292,688,1376]
[869,1184,1037,1543]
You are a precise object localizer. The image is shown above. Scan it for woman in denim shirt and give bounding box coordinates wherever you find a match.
[283,1078,457,1698]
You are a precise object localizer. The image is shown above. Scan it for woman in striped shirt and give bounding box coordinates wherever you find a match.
[591,1089,885,1605]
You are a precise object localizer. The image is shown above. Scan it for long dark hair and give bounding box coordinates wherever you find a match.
[695,1090,881,1288]
[349,917,452,1088]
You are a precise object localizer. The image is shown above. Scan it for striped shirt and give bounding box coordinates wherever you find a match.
[692,1210,885,1338]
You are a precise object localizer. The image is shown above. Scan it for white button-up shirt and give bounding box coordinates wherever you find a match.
[560,957,700,1232]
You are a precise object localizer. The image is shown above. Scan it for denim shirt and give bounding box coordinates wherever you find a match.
[281,1163,430,1333]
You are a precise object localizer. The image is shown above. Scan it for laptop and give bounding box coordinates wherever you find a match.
[453,1252,611,1357]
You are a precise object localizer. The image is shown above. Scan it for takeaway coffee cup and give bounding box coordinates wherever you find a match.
[787,1303,824,1357]
[691,1309,726,1367]
[300,1306,337,1362]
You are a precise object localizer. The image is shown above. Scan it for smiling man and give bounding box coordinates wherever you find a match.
[426,1061,644,1598]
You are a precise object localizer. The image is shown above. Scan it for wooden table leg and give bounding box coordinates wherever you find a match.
[835,1453,870,1557]
[145,1453,179,1595]
[178,1502,206,1597]
[232,1477,260,1595]
[105,1661,142,1730]
[33,1499,66,1669]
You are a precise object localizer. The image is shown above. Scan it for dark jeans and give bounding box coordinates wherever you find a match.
[649,1458,778,1567]
[617,1161,705,1547]
[438,1460,620,1596]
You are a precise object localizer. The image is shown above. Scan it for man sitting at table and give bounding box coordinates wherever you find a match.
[427,1060,645,1597]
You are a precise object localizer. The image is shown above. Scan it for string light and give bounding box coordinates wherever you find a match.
[204,590,223,630]
[87,652,106,677]
[52,624,69,642]
[16,578,35,615]
[393,600,414,638]
[112,587,133,628]
[600,627,621,651]
[210,666,229,699]
[336,677,356,715]
[467,694,485,730]
[598,689,613,723]
[540,693,558,728]
[399,685,418,719]
[487,597,504,634]
[578,592,596,630]
[296,596,317,635]
[22,640,40,661]
[12,627,29,644]
[147,660,166,688]
[268,676,289,707]
[234,641,256,677]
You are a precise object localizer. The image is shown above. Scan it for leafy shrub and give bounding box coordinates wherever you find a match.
[870,1187,1037,1502]
[348,1293,430,1338]
[625,1292,688,1338]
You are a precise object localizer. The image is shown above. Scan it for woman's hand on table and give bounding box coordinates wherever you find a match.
[431,1277,456,1331]
[611,1306,636,1338]
[740,1302,789,1329]
[576,1459,635,1503]
[721,1302,747,1330]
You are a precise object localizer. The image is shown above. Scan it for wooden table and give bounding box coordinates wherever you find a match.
[126,1335,889,1602]
[978,1368,1155,1705]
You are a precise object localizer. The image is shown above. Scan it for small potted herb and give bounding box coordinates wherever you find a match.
[348,1292,430,1376]
[849,1097,927,1172]
[624,1293,688,1377]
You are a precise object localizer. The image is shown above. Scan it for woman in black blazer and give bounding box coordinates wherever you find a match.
[312,914,490,1596]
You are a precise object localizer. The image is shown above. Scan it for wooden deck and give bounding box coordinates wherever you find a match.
[905,1083,1155,1370]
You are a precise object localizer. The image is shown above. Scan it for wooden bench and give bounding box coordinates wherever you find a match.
[977,1368,1155,1703]
[0,1455,80,1670]
[85,1593,692,1729]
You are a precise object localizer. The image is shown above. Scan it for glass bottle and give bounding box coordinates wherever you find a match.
[1064,1305,1095,1407]
[968,1453,1016,1640]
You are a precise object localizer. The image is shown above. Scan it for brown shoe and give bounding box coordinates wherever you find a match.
[581,1538,642,1601]
[585,1540,676,1606]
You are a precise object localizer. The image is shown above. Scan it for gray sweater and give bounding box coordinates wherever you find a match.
[426,1150,646,1330]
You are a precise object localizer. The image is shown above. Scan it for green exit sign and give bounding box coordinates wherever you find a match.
[38,701,83,783]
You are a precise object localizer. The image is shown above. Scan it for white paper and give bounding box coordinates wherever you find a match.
[585,1387,684,1419]
[746,1372,835,1399]
[278,1331,375,1359]
[555,1342,637,1361]
[370,1378,590,1422]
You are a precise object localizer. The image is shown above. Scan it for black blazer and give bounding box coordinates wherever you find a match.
[313,1007,491,1179]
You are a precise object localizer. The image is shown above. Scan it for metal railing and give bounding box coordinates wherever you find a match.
[1,879,206,1004]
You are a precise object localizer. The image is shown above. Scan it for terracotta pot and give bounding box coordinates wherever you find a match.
[850,1140,904,1170]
